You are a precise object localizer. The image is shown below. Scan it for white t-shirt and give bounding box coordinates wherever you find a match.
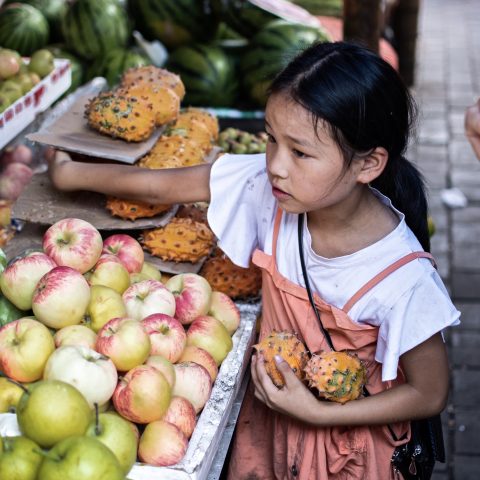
[207,153,460,381]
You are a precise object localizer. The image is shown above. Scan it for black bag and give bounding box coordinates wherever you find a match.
[297,214,445,480]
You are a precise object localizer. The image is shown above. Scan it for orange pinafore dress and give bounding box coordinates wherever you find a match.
[227,209,434,480]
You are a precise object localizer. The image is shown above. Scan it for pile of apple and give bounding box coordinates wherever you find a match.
[0,217,240,479]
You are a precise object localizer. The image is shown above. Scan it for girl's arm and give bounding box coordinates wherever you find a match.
[48,150,212,204]
[251,332,449,426]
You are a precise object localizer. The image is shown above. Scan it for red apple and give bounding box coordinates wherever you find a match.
[122,280,175,321]
[43,218,103,274]
[208,291,240,335]
[32,266,91,329]
[141,313,186,363]
[54,324,97,349]
[163,396,197,439]
[177,345,218,382]
[166,273,212,325]
[113,365,171,424]
[145,355,176,388]
[95,317,151,372]
[102,234,144,274]
[173,362,212,414]
[0,144,33,166]
[138,420,188,466]
[0,252,56,310]
[88,254,131,294]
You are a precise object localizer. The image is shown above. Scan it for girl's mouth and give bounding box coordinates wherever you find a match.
[272,186,291,200]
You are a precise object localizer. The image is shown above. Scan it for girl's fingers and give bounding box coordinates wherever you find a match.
[273,355,298,388]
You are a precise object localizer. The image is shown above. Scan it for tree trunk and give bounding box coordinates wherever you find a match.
[343,0,382,53]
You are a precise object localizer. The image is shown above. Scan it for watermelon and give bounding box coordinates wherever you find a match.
[86,48,151,86]
[241,20,330,106]
[0,4,49,56]
[45,44,85,94]
[128,0,219,49]
[62,0,130,60]
[0,294,25,328]
[166,44,239,107]
[291,0,343,17]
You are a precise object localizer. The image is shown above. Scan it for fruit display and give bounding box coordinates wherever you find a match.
[218,127,268,154]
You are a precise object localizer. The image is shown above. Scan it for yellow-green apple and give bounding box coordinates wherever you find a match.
[0,376,24,412]
[88,254,130,294]
[102,234,144,273]
[138,420,188,466]
[43,345,117,409]
[172,361,212,414]
[54,324,97,349]
[42,218,103,274]
[85,285,127,333]
[129,272,150,284]
[36,436,124,480]
[16,379,92,448]
[122,279,175,321]
[32,266,91,329]
[186,315,233,365]
[113,364,171,424]
[0,252,56,310]
[166,273,212,325]
[0,317,55,382]
[0,435,43,480]
[208,291,240,335]
[95,317,151,372]
[145,355,176,388]
[162,395,197,439]
[177,345,218,382]
[141,261,162,280]
[86,411,138,474]
[141,313,186,363]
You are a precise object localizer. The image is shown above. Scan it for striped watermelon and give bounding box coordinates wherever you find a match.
[166,44,238,107]
[0,4,49,56]
[62,0,130,60]
[128,0,219,49]
[241,20,330,107]
[46,44,85,94]
[290,0,343,17]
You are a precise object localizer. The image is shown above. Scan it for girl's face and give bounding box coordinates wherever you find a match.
[265,93,365,216]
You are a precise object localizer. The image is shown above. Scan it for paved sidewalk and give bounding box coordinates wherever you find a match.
[411,1,480,478]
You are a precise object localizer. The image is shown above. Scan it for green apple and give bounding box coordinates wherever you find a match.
[0,435,43,480]
[140,261,162,281]
[0,377,25,412]
[86,411,138,474]
[16,380,92,448]
[0,80,23,103]
[85,284,127,333]
[28,49,55,78]
[0,92,12,113]
[14,73,34,94]
[36,436,124,480]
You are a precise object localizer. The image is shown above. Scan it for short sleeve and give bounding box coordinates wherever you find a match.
[207,153,273,267]
[375,271,460,381]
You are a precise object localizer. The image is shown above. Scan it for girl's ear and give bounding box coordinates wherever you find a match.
[356,147,389,184]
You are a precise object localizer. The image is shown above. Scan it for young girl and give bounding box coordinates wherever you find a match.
[49,42,460,479]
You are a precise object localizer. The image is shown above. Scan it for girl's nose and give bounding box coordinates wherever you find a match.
[266,145,288,179]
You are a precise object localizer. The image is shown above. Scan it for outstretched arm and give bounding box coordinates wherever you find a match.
[48,150,212,204]
[465,99,480,161]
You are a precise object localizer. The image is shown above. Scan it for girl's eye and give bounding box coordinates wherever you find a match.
[292,149,307,158]
[266,133,276,143]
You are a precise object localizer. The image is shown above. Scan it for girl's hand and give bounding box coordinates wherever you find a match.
[465,98,480,160]
[47,149,74,191]
[251,353,322,424]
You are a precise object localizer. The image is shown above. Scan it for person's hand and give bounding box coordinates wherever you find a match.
[46,149,74,191]
[465,99,480,160]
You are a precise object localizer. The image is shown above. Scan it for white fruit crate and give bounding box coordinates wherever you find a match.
[0,58,71,150]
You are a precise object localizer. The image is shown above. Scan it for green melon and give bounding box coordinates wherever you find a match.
[166,44,239,107]
[45,44,85,94]
[0,4,49,56]
[241,20,330,106]
[62,0,130,60]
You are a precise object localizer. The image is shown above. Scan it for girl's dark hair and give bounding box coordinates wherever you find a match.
[269,41,430,252]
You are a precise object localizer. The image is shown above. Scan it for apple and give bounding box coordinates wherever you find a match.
[43,218,103,274]
[86,411,138,474]
[163,396,197,439]
[0,435,43,480]
[28,49,55,78]
[178,345,218,382]
[88,254,131,294]
[113,364,171,424]
[141,313,186,363]
[95,317,151,372]
[16,380,92,448]
[32,266,91,329]
[208,291,240,335]
[54,324,97,349]
[173,361,212,414]
[122,279,175,321]
[43,345,118,409]
[36,436,124,480]
[138,420,188,467]
[141,261,162,280]
[145,355,176,388]
[166,273,212,325]
[102,234,144,273]
[0,377,25,412]
[0,317,55,382]
[0,252,57,310]
[130,272,150,284]
[85,284,127,333]
[186,315,233,365]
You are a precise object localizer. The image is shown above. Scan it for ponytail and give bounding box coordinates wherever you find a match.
[372,156,430,252]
